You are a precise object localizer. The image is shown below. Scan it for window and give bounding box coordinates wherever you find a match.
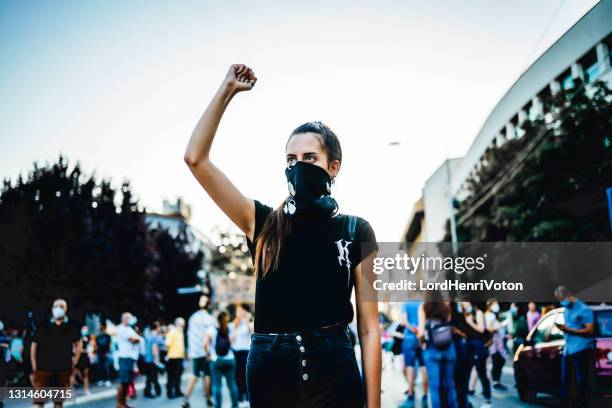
[579,48,599,83]
[532,313,556,344]
[523,101,535,121]
[538,87,552,114]
[510,115,520,138]
[596,310,612,337]
[557,68,573,90]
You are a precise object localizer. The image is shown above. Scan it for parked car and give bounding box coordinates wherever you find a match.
[513,305,612,402]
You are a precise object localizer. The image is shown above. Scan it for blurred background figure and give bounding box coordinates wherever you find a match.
[229,303,252,406]
[485,300,508,392]
[206,310,239,408]
[143,321,164,398]
[31,299,81,408]
[554,286,595,408]
[165,317,186,399]
[115,312,141,408]
[95,321,112,387]
[401,300,428,406]
[526,302,541,331]
[183,295,216,408]
[71,325,92,395]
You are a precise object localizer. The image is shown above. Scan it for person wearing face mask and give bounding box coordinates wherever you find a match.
[484,300,507,392]
[554,286,595,408]
[115,312,141,408]
[183,64,381,408]
[31,299,81,408]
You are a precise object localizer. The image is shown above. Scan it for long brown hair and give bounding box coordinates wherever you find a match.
[423,290,451,321]
[253,121,342,279]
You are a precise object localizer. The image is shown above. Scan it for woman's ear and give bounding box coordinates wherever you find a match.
[329,159,341,180]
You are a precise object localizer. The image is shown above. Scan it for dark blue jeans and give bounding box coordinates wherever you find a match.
[560,348,594,408]
[246,325,364,408]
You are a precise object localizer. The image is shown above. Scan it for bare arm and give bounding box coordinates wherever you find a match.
[354,251,381,408]
[184,64,258,240]
[30,342,37,372]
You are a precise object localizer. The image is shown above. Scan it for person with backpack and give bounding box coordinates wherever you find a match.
[418,291,456,408]
[205,311,239,408]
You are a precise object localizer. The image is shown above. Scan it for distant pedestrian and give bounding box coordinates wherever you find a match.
[183,295,216,408]
[95,322,112,387]
[71,325,92,395]
[450,302,470,408]
[0,320,9,407]
[206,311,239,408]
[526,302,541,331]
[165,317,186,399]
[31,299,81,408]
[229,303,252,405]
[485,299,508,391]
[143,322,164,398]
[554,286,595,408]
[418,291,456,408]
[115,312,141,408]
[462,301,492,408]
[401,300,428,405]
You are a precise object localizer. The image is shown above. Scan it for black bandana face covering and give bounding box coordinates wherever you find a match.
[283,161,339,219]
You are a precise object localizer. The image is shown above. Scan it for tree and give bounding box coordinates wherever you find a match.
[0,156,205,325]
[449,79,612,242]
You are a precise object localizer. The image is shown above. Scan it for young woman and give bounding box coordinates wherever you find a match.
[184,64,381,407]
[205,311,239,408]
[72,325,92,395]
[484,299,508,392]
[417,291,456,408]
[229,303,252,404]
[462,302,492,408]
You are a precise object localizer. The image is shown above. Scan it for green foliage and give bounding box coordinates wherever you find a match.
[0,156,204,324]
[449,79,612,242]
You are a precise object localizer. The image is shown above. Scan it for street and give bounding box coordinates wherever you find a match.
[71,352,610,408]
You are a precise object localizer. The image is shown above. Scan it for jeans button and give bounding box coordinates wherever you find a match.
[302,359,307,366]
[296,335,302,341]
[302,373,309,381]
[299,346,305,353]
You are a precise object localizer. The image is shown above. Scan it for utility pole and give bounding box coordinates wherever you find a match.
[445,159,459,259]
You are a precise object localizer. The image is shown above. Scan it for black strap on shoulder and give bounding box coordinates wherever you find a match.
[346,215,357,241]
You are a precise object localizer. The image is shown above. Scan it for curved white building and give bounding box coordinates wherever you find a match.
[417,0,612,243]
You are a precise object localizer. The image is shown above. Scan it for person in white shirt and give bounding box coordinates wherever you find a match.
[228,304,252,404]
[206,311,239,408]
[115,312,141,408]
[182,296,216,408]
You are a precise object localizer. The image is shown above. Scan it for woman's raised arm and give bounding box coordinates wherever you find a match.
[184,64,258,240]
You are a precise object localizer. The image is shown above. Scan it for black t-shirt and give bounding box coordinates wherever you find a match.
[33,320,79,371]
[96,332,111,355]
[246,199,378,333]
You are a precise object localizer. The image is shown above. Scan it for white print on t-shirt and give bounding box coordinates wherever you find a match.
[335,239,352,287]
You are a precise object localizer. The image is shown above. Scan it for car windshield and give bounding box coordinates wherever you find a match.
[595,310,612,337]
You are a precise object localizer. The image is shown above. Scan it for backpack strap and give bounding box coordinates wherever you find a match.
[346,215,357,241]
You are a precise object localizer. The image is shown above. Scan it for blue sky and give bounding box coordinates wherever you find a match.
[0,0,601,240]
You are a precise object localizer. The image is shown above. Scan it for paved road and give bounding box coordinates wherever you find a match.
[69,352,610,407]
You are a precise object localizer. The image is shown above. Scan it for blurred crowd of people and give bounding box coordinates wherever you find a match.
[0,295,253,408]
[381,289,596,408]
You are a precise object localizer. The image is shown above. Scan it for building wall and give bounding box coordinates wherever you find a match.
[420,0,612,242]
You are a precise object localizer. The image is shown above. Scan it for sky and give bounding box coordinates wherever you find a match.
[0,0,601,241]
